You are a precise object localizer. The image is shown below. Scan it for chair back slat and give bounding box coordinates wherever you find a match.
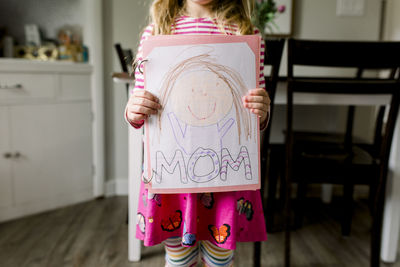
[115,43,134,73]
[264,38,285,103]
[293,79,399,94]
[288,39,400,69]
[262,38,285,142]
[259,38,285,204]
[286,38,400,163]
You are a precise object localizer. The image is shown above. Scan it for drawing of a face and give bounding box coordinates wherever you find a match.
[169,70,233,126]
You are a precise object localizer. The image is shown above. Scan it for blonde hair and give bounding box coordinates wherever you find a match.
[150,0,255,35]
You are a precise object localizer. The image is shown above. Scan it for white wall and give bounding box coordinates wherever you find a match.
[103,0,150,184]
[384,0,400,40]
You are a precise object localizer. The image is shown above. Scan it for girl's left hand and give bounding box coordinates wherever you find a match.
[242,88,271,126]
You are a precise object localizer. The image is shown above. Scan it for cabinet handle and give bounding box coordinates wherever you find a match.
[3,152,12,158]
[14,152,21,158]
[0,84,23,90]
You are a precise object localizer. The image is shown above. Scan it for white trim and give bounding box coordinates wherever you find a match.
[105,179,129,197]
[105,180,116,197]
[128,126,143,262]
[0,188,93,223]
[0,59,93,73]
[84,0,105,198]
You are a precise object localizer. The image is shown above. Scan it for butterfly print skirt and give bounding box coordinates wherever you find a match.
[135,181,267,250]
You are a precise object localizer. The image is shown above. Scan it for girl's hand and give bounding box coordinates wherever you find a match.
[242,88,271,126]
[126,90,162,124]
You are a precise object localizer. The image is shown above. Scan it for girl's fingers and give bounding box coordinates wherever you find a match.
[132,97,162,110]
[130,104,158,115]
[127,112,147,122]
[242,95,266,104]
[243,89,271,107]
[251,108,266,117]
[243,102,268,111]
[132,90,160,102]
[248,88,269,97]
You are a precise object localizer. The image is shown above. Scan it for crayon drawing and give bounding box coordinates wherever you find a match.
[142,35,261,193]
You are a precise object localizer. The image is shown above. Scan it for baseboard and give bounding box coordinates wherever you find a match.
[0,188,93,223]
[105,178,128,197]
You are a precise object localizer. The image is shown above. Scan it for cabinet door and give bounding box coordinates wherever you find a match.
[10,103,93,204]
[0,106,13,208]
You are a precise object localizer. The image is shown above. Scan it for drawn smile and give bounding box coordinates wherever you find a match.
[187,102,216,120]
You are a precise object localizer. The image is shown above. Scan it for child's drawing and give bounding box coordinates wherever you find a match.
[142,35,261,193]
[158,53,253,154]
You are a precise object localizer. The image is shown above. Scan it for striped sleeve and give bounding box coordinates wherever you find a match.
[253,28,269,130]
[124,24,154,129]
[253,27,266,90]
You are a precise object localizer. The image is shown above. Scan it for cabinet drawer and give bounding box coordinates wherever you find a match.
[60,74,91,101]
[0,73,56,101]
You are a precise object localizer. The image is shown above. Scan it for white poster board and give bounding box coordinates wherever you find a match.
[141,35,261,193]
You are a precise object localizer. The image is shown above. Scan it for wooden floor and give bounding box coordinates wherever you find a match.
[0,196,399,267]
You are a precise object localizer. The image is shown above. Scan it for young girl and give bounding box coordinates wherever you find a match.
[125,0,270,266]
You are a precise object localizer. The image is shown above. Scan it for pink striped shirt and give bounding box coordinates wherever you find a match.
[125,16,266,128]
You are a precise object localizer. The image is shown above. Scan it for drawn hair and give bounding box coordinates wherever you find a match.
[157,53,253,142]
[149,0,255,35]
[131,0,255,78]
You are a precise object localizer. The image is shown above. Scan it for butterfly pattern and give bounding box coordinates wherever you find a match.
[137,212,146,234]
[182,222,196,246]
[237,197,254,221]
[208,224,231,244]
[152,194,162,207]
[161,210,182,232]
[142,193,147,207]
[137,188,265,249]
[199,193,214,209]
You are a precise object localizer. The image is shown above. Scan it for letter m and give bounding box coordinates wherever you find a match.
[155,150,188,184]
[220,146,252,181]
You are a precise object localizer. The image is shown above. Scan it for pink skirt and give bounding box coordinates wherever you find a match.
[135,180,267,250]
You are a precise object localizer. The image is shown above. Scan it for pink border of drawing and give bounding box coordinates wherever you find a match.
[142,35,261,194]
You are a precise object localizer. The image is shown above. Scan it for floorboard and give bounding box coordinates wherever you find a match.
[0,196,399,267]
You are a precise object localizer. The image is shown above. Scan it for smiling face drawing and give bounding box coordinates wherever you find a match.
[157,53,253,142]
[169,70,233,126]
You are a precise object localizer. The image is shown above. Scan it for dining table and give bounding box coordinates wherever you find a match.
[121,78,400,263]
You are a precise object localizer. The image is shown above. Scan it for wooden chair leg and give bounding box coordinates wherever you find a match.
[284,171,292,267]
[253,241,261,267]
[371,176,386,267]
[294,181,307,229]
[342,183,354,236]
[266,159,278,232]
[371,211,383,267]
[284,186,291,267]
[369,179,378,213]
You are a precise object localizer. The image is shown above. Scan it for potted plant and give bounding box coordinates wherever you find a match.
[252,0,286,38]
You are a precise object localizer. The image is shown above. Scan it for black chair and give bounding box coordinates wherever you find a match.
[283,39,400,267]
[291,68,397,234]
[114,43,134,98]
[253,38,285,267]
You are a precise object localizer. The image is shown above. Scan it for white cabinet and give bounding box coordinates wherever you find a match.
[0,107,13,209]
[11,103,93,204]
[0,59,94,222]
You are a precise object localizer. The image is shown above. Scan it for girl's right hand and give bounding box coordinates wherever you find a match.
[126,90,162,124]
